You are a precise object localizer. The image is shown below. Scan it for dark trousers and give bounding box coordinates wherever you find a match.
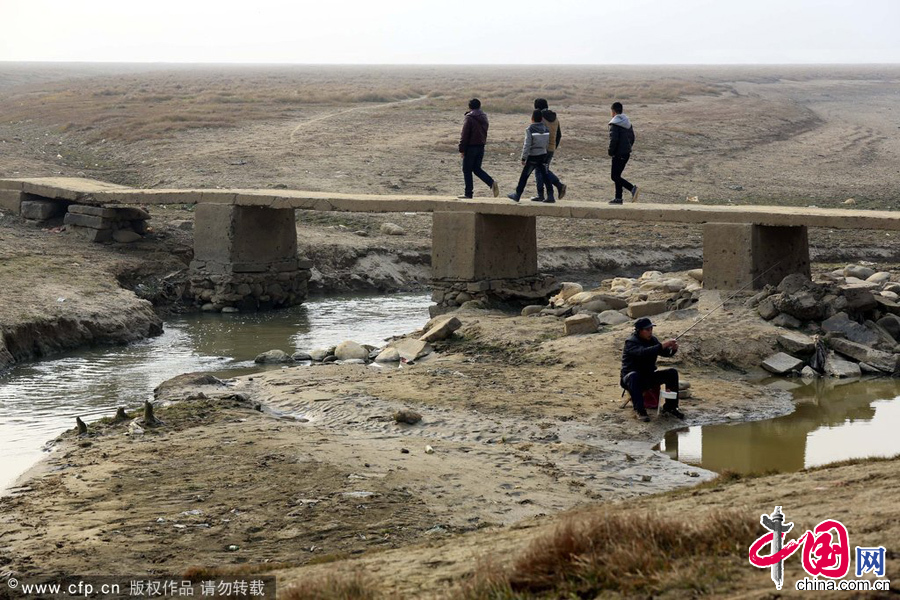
[611,154,633,199]
[535,152,561,198]
[622,369,679,413]
[515,155,549,198]
[462,145,493,197]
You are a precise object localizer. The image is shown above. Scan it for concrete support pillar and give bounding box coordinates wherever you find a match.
[430,212,556,315]
[703,223,810,290]
[189,204,310,311]
[0,189,23,214]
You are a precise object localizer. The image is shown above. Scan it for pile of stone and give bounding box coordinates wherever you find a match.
[254,315,462,366]
[758,266,900,379]
[430,275,559,318]
[521,270,701,336]
[64,204,151,243]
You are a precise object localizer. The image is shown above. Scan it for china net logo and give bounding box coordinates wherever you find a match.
[748,506,890,592]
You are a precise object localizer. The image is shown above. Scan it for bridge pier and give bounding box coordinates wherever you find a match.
[703,223,810,290]
[189,204,311,310]
[430,212,558,316]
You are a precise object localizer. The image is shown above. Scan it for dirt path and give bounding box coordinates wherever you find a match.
[289,95,431,143]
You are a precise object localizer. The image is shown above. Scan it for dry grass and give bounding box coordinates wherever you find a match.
[457,509,757,598]
[280,571,381,600]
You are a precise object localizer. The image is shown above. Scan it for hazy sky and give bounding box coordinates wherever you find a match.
[2,0,898,64]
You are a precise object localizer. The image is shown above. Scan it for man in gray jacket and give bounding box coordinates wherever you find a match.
[507,110,551,203]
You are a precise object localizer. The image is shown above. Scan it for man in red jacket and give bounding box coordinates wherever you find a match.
[458,98,500,199]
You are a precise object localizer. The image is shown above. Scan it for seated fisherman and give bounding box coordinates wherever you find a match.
[620,317,684,422]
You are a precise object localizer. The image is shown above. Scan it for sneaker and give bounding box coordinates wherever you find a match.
[543,197,556,204]
[457,194,473,200]
[558,183,567,200]
[634,410,651,423]
[609,198,623,205]
[507,192,520,203]
[529,196,545,202]
[662,406,685,420]
[630,185,640,202]
[491,181,500,198]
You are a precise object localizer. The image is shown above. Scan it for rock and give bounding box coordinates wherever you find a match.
[877,315,900,341]
[866,320,898,348]
[309,347,335,362]
[881,291,899,302]
[581,299,614,313]
[389,338,433,361]
[541,307,571,318]
[662,279,686,292]
[641,271,664,281]
[420,315,462,343]
[323,355,339,364]
[611,277,636,289]
[640,281,664,291]
[21,199,64,221]
[824,353,861,378]
[840,284,878,311]
[291,352,312,361]
[455,292,472,304]
[844,265,876,280]
[687,269,703,283]
[844,277,880,289]
[113,229,143,243]
[597,310,630,326]
[679,381,691,390]
[867,272,892,285]
[522,305,544,317]
[875,295,900,316]
[746,285,775,309]
[757,296,780,320]
[828,337,898,374]
[254,349,289,363]
[564,314,598,336]
[762,352,806,375]
[884,283,900,294]
[380,222,405,235]
[221,306,239,314]
[822,312,880,347]
[773,291,827,321]
[459,299,488,311]
[724,412,742,420]
[393,410,422,425]
[553,282,583,304]
[777,331,815,354]
[375,347,401,363]
[424,445,435,454]
[626,301,667,319]
[334,341,369,361]
[201,303,218,312]
[801,366,818,378]
[777,273,815,295]
[859,362,884,374]
[568,291,608,306]
[678,390,693,399]
[771,314,802,329]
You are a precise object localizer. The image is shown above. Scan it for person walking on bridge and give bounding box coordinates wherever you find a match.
[458,98,500,200]
[608,101,639,205]
[530,98,566,203]
[508,110,552,203]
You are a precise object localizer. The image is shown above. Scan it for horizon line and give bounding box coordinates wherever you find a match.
[2,60,900,68]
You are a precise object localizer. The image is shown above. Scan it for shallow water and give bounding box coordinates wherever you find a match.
[657,378,900,474]
[0,293,431,491]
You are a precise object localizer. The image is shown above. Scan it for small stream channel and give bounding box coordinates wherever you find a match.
[0,293,432,492]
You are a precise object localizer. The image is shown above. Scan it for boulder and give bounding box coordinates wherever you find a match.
[876,315,900,341]
[640,271,664,281]
[746,285,775,309]
[687,269,703,283]
[884,283,900,294]
[393,409,422,425]
[380,222,405,235]
[757,296,780,320]
[800,366,818,379]
[541,307,572,318]
[567,291,610,306]
[291,352,312,361]
[773,291,827,321]
[839,284,878,311]
[777,331,815,355]
[597,310,630,326]
[762,352,805,375]
[828,337,898,374]
[867,272,892,285]
[881,291,899,302]
[626,301,667,319]
[254,349,289,364]
[825,353,862,378]
[20,199,64,221]
[874,295,900,316]
[581,299,613,313]
[309,347,335,361]
[661,279,686,292]
[865,320,898,348]
[420,315,462,343]
[564,314,598,336]
[112,229,143,243]
[822,312,880,347]
[844,265,876,280]
[521,305,544,317]
[553,282,583,304]
[334,341,369,361]
[374,347,401,363]
[777,273,815,295]
[771,314,802,329]
[389,338,433,361]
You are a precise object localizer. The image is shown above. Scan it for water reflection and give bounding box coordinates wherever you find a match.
[0,293,431,491]
[658,378,900,474]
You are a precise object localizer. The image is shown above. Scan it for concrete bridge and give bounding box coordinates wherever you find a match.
[2,177,898,312]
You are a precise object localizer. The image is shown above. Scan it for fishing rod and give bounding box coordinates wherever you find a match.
[673,259,786,341]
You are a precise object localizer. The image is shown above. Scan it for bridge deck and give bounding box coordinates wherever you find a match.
[2,176,898,231]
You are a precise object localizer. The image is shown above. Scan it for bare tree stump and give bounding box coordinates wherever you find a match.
[113,407,130,423]
[76,416,87,435]
[143,401,162,427]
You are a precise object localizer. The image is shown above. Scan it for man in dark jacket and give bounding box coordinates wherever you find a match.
[608,101,639,205]
[458,98,500,199]
[531,99,567,203]
[620,317,683,422]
